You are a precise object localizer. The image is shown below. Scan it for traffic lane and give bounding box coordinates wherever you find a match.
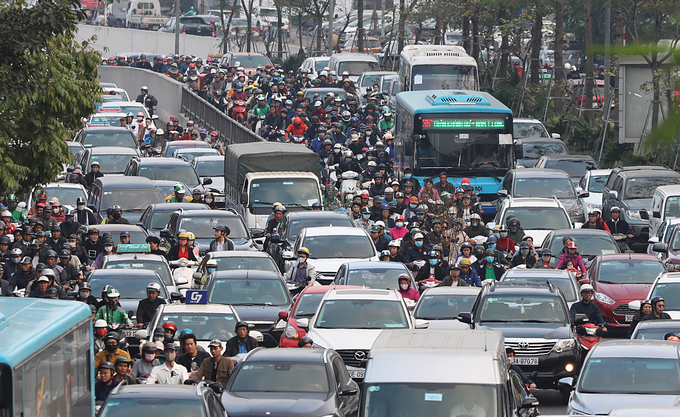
[533,389,567,415]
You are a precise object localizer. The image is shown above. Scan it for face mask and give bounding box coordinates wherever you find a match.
[11,257,20,263]
[166,353,176,362]
[105,344,118,353]
[399,284,408,291]
[144,353,156,362]
[95,328,107,337]
[297,257,306,264]
[415,241,423,248]
[334,149,340,154]
[205,198,213,204]
[500,232,507,238]
[112,212,121,220]
[404,173,412,179]
[362,214,370,220]
[52,208,59,214]
[485,256,494,263]
[31,248,39,255]
[410,203,417,209]
[105,246,113,253]
[92,167,99,173]
[79,291,89,299]
[521,249,530,256]
[417,215,425,221]
[154,336,164,342]
[108,299,117,308]
[471,221,479,226]
[429,259,438,266]
[77,204,85,211]
[208,268,216,274]
[488,244,496,249]
[396,221,404,228]
[543,256,551,262]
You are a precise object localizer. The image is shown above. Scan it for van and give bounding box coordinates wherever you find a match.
[328,53,380,83]
[361,329,539,417]
[126,0,167,30]
[650,184,680,237]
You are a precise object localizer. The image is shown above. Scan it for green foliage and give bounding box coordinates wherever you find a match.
[272,52,305,73]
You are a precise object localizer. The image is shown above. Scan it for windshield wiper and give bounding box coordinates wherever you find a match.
[282,202,312,210]
[480,319,509,323]
[514,319,555,323]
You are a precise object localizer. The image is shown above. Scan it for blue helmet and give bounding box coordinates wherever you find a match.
[487,235,498,244]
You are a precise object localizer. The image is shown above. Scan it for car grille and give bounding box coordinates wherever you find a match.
[613,304,637,317]
[505,340,556,356]
[337,349,369,368]
[316,274,335,285]
[640,210,649,220]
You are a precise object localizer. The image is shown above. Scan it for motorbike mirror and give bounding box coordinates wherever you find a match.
[519,396,539,410]
[573,313,589,324]
[414,319,429,329]
[251,228,265,239]
[160,229,172,240]
[135,329,148,339]
[127,310,135,321]
[193,272,203,280]
[194,278,202,286]
[628,300,641,311]
[269,233,281,243]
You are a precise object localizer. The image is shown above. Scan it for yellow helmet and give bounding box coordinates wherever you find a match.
[272,202,282,208]
[297,247,310,256]
[186,232,195,240]
[178,232,189,239]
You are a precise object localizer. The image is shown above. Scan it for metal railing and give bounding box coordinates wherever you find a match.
[181,87,265,145]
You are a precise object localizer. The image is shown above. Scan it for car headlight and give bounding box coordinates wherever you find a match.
[586,202,601,211]
[283,324,299,339]
[595,291,615,305]
[552,338,576,353]
[312,342,326,349]
[568,206,583,216]
[666,262,680,272]
[626,209,642,221]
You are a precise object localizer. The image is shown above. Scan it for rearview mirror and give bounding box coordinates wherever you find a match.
[578,278,589,285]
[251,228,265,239]
[573,313,588,324]
[653,211,661,218]
[497,190,508,198]
[404,140,413,157]
[628,300,641,311]
[339,384,358,396]
[551,133,561,139]
[282,250,296,260]
[160,229,172,240]
[558,377,575,390]
[652,242,668,253]
[578,191,590,198]
[519,396,539,410]
[457,312,471,324]
[278,310,288,320]
[202,177,213,186]
[240,192,248,205]
[269,233,281,244]
[648,236,659,244]
[193,272,202,280]
[414,319,429,329]
[296,318,310,328]
[135,329,148,339]
[609,190,618,200]
[170,291,184,302]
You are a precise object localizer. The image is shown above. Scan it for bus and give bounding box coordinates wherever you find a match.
[399,45,479,93]
[0,299,94,417]
[394,90,513,215]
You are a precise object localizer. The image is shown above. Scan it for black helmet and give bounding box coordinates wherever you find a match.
[80,282,91,290]
[45,287,59,299]
[46,250,58,258]
[508,218,520,227]
[99,361,115,370]
[473,246,485,257]
[235,321,249,331]
[104,332,120,342]
[485,248,495,256]
[519,241,530,249]
[114,356,130,366]
[298,336,313,347]
[0,236,10,245]
[651,296,665,306]
[101,284,113,298]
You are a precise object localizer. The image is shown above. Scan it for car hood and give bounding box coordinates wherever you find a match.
[204,176,225,193]
[119,299,142,318]
[223,392,333,417]
[421,319,469,330]
[232,304,289,324]
[594,281,652,301]
[310,328,387,350]
[308,258,375,276]
[122,209,145,223]
[623,198,652,211]
[559,198,579,211]
[516,158,537,168]
[476,322,572,339]
[571,392,680,415]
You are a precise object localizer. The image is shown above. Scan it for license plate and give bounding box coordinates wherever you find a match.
[348,370,365,379]
[214,196,225,202]
[513,357,538,366]
[625,315,635,322]
[121,329,137,338]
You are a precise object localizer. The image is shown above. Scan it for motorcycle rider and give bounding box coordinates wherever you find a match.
[534,248,557,269]
[507,218,525,243]
[581,209,610,232]
[556,241,587,276]
[459,258,482,286]
[96,287,133,328]
[355,207,374,231]
[167,232,198,261]
[77,282,99,308]
[628,299,652,337]
[386,240,407,263]
[225,321,259,359]
[284,248,317,291]
[370,225,389,252]
[606,206,634,247]
[132,342,161,382]
[265,205,286,237]
[103,205,129,225]
[397,274,420,302]
[510,242,536,267]
[405,232,430,263]
[207,225,235,252]
[75,197,97,225]
[480,248,505,280]
[569,284,607,332]
[249,94,270,132]
[464,213,488,238]
[167,184,191,203]
[94,362,119,400]
[415,251,446,286]
[440,263,470,287]
[94,332,131,370]
[137,282,166,329]
[84,161,104,188]
[368,172,387,197]
[496,225,515,253]
[641,296,672,321]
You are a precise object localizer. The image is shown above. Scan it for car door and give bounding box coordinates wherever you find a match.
[332,356,359,417]
[334,264,347,285]
[509,370,537,417]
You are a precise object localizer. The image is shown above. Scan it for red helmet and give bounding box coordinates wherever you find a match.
[189,63,196,68]
[161,321,177,333]
[293,117,302,125]
[567,241,578,249]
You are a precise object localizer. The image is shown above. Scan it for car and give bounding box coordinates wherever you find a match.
[267,211,356,271]
[356,71,397,97]
[494,197,574,246]
[459,281,580,392]
[303,87,349,102]
[88,177,164,223]
[124,157,213,194]
[137,202,210,236]
[577,168,612,215]
[498,168,589,223]
[98,382,226,417]
[100,87,130,101]
[513,137,569,168]
[300,56,330,79]
[205,270,292,347]
[159,16,215,36]
[609,405,680,416]
[66,141,85,158]
[99,82,118,89]
[73,146,140,176]
[650,219,680,271]
[150,180,193,202]
[95,224,149,244]
[630,319,680,340]
[587,254,665,334]
[72,126,138,149]
[650,184,680,238]
[172,147,220,162]
[512,117,553,139]
[378,73,398,93]
[602,166,680,248]
[332,261,416,289]
[218,52,272,74]
[194,251,281,288]
[562,340,680,415]
[97,101,150,119]
[647,217,680,259]
[162,140,211,158]
[540,228,620,265]
[163,209,262,253]
[342,36,383,54]
[285,226,379,284]
[635,272,680,319]
[328,53,381,83]
[412,286,481,329]
[28,182,87,210]
[101,253,178,293]
[501,267,580,308]
[191,155,227,206]
[534,155,599,187]
[88,111,128,126]
[222,348,360,417]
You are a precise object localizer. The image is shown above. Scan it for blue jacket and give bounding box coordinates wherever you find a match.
[95,379,120,401]
[460,268,482,287]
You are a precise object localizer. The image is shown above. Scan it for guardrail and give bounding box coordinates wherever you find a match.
[181,87,265,145]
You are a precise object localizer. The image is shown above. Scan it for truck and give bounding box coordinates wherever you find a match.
[126,0,168,30]
[224,142,323,234]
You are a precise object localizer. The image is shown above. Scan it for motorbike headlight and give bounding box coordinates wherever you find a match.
[594,291,616,305]
[626,209,642,221]
[283,324,299,339]
[552,338,576,353]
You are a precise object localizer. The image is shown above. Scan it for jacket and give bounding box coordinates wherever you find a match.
[510,253,536,268]
[9,268,35,290]
[284,262,318,286]
[533,260,557,269]
[95,380,120,401]
[415,264,447,283]
[397,282,420,302]
[372,235,390,252]
[556,252,587,274]
[440,276,470,287]
[479,262,505,280]
[569,300,605,325]
[177,350,211,373]
[405,245,430,263]
[94,348,131,370]
[166,244,198,262]
[96,305,132,326]
[190,355,235,387]
[224,335,259,357]
[207,238,235,253]
[580,219,610,232]
[460,268,482,287]
[136,297,166,326]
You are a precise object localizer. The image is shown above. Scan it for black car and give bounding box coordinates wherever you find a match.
[513,137,569,168]
[458,281,580,392]
[222,347,359,417]
[602,165,680,248]
[124,156,213,194]
[73,126,138,149]
[137,202,210,237]
[73,146,140,176]
[205,270,292,347]
[162,209,263,253]
[267,211,355,271]
[99,382,226,416]
[88,176,164,223]
[159,16,216,36]
[540,228,620,266]
[534,155,599,187]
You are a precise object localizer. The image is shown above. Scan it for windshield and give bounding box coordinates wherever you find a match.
[363,383,498,417]
[314,59,329,72]
[104,260,172,287]
[588,174,608,193]
[38,186,86,207]
[416,132,512,171]
[479,295,567,322]
[625,177,680,199]
[249,179,320,215]
[259,8,277,17]
[89,114,125,125]
[544,159,597,178]
[411,64,478,91]
[634,326,680,340]
[175,150,218,162]
[597,260,664,284]
[138,165,200,186]
[231,55,271,67]
[82,131,136,148]
[179,216,248,239]
[303,234,375,259]
[150,212,173,230]
[180,17,207,24]
[361,74,383,87]
[100,104,148,118]
[89,275,166,299]
[165,142,209,157]
[579,358,680,394]
[194,160,222,177]
[381,76,395,91]
[99,399,206,417]
[292,292,325,318]
[651,283,680,310]
[102,190,163,211]
[211,256,279,273]
[413,293,478,320]
[665,196,680,220]
[514,122,549,138]
[346,267,408,289]
[288,216,354,241]
[338,61,380,76]
[231,362,329,393]
[550,235,618,258]
[160,312,237,340]
[304,89,349,101]
[91,154,135,174]
[315,299,408,329]
[208,279,290,306]
[503,208,571,230]
[521,141,568,159]
[503,277,576,302]
[513,177,576,199]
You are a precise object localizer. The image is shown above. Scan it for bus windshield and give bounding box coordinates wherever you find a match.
[416,131,512,171]
[411,64,478,91]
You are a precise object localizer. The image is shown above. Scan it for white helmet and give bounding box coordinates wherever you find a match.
[343,150,354,159]
[580,283,594,293]
[156,128,164,135]
[94,319,108,328]
[147,282,161,292]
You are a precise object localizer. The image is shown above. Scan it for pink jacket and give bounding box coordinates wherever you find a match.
[556,253,586,274]
[390,226,408,239]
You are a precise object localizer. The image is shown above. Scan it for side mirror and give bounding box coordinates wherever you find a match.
[414,319,429,329]
[339,384,358,396]
[202,177,213,185]
[269,233,281,243]
[193,272,203,279]
[457,312,472,324]
[135,329,148,339]
[240,192,248,205]
[518,396,539,410]
[648,236,659,244]
[87,204,97,212]
[278,310,288,320]
[551,133,561,139]
[404,140,413,157]
[497,189,508,198]
[578,191,590,198]
[652,242,668,253]
[573,313,588,324]
[170,291,185,302]
[282,250,296,260]
[628,300,641,311]
[609,190,618,200]
[251,228,265,239]
[558,377,575,390]
[578,278,589,285]
[160,229,172,240]
[296,318,310,328]
[653,211,661,218]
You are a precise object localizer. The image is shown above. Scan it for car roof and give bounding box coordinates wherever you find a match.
[81,126,134,133]
[420,286,482,296]
[94,176,158,189]
[617,167,679,178]
[324,288,401,301]
[515,137,564,144]
[207,250,273,258]
[39,182,85,190]
[635,319,680,329]
[90,269,159,278]
[655,272,680,283]
[485,282,559,295]
[135,158,194,167]
[539,155,596,161]
[89,146,139,155]
[361,71,398,76]
[245,347,327,362]
[159,303,238,314]
[330,52,379,61]
[551,228,613,237]
[302,226,366,236]
[111,383,207,399]
[511,168,571,178]
[299,284,363,294]
[147,203,208,212]
[505,197,563,208]
[503,268,573,279]
[94,224,148,234]
[176,148,219,154]
[344,261,409,270]
[177,209,237,218]
[193,155,224,162]
[166,140,210,146]
[590,340,680,359]
[104,253,167,262]
[286,211,353,220]
[211,270,283,280]
[595,253,660,261]
[586,169,612,176]
[514,118,542,123]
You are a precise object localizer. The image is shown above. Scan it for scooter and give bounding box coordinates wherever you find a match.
[232,100,247,124]
[169,258,197,295]
[339,171,360,204]
[574,315,604,352]
[417,277,441,292]
[612,233,631,252]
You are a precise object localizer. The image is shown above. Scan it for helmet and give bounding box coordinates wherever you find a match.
[104,332,120,342]
[9,248,22,257]
[136,112,144,117]
[508,218,520,227]
[459,258,472,267]
[343,150,353,159]
[388,240,400,248]
[470,213,482,221]
[519,241,530,249]
[142,341,157,352]
[486,235,497,244]
[610,206,621,213]
[162,321,178,332]
[580,284,594,294]
[297,247,310,256]
[293,117,302,125]
[106,288,120,298]
[474,245,485,257]
[298,336,314,347]
[147,282,161,292]
[460,242,473,251]
[94,319,107,328]
[111,205,122,212]
[498,225,509,232]
[651,296,665,306]
[80,282,91,290]
[99,361,115,370]
[179,328,194,339]
[380,249,391,258]
[178,232,189,239]
[274,204,286,213]
[235,321,249,331]
[59,249,70,258]
[206,259,218,268]
[566,241,578,249]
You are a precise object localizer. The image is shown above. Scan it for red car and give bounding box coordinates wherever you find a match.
[587,253,665,333]
[279,285,360,347]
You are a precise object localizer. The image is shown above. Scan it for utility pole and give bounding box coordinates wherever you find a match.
[328,0,334,55]
[174,0,181,55]
[604,6,610,105]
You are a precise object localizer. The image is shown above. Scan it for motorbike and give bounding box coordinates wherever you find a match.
[574,315,604,352]
[268,129,288,142]
[252,114,266,134]
[612,233,631,252]
[187,75,200,92]
[417,277,441,292]
[169,258,197,295]
[232,100,248,124]
[338,171,360,204]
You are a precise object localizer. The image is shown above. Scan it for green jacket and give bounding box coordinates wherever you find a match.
[252,105,270,117]
[96,306,132,326]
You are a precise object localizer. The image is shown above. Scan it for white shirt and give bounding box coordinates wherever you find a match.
[146,361,188,385]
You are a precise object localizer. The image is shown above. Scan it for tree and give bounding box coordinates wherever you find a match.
[0,0,101,193]
[241,0,256,51]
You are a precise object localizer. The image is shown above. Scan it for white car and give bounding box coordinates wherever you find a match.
[630,272,680,319]
[356,71,397,97]
[493,197,574,247]
[647,217,680,257]
[513,118,558,139]
[284,226,379,284]
[300,56,330,80]
[578,168,612,214]
[412,286,480,329]
[98,101,150,119]
[296,288,428,380]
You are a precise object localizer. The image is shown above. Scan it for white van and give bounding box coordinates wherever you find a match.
[328,53,380,83]
[126,0,167,30]
[650,184,680,237]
